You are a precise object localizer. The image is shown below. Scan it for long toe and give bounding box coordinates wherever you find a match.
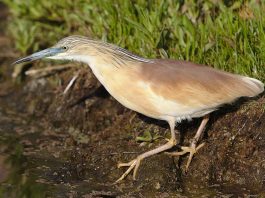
[115,158,140,183]
[117,159,135,168]
[185,149,195,172]
[165,142,206,171]
[165,149,188,156]
[165,146,193,156]
[184,142,205,171]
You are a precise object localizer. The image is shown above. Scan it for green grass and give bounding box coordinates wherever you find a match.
[2,0,265,81]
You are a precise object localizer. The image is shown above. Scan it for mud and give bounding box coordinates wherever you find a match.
[0,3,265,197]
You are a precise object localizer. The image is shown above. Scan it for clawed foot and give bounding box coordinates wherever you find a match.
[114,137,177,183]
[114,157,142,183]
[166,142,205,172]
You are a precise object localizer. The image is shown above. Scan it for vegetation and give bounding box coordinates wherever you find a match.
[2,0,265,80]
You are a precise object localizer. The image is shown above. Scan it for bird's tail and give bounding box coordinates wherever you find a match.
[241,77,264,97]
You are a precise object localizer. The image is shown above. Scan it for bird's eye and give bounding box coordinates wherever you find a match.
[62,46,68,50]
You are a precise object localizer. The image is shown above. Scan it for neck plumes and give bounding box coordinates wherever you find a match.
[70,41,152,70]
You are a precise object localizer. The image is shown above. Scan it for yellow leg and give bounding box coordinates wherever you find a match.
[166,115,209,171]
[115,117,177,183]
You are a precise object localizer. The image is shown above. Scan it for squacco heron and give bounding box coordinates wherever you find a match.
[13,36,264,183]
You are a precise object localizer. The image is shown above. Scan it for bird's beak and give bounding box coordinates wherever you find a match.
[12,47,63,65]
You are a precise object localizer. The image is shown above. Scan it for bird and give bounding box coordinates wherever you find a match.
[13,35,264,183]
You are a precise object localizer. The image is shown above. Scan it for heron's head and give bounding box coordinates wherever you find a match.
[13,36,102,65]
[13,35,151,68]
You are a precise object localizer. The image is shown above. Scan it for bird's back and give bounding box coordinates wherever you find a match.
[137,59,263,119]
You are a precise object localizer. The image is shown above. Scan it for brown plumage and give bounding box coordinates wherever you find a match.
[140,60,263,118]
[13,36,264,183]
[91,58,263,122]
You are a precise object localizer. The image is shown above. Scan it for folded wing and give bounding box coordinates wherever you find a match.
[139,60,264,117]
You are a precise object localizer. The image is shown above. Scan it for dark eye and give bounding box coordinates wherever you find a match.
[62,46,68,50]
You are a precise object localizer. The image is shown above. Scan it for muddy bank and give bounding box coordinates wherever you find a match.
[1,4,265,198]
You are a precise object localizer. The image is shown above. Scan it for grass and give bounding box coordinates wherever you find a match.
[2,0,265,81]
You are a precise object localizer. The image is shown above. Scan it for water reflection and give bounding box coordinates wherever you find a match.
[0,136,47,198]
[0,100,116,197]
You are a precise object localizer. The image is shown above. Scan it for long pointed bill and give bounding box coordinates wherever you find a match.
[12,48,63,65]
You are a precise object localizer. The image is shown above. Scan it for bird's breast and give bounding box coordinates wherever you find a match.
[93,67,163,119]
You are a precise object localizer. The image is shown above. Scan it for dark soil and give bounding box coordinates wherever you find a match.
[0,3,264,198]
